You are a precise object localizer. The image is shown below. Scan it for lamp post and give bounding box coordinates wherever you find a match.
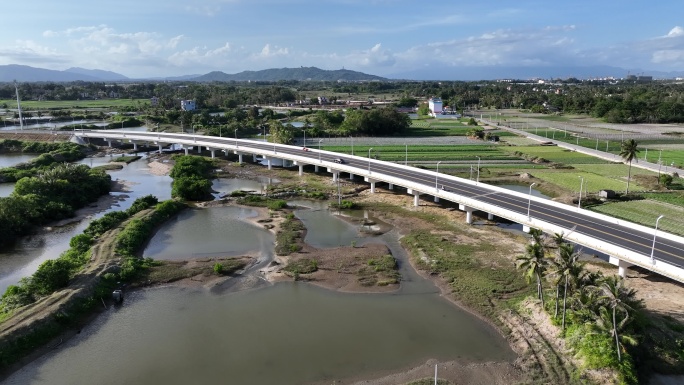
[527,182,536,220]
[368,147,373,174]
[303,129,306,147]
[234,128,238,148]
[405,144,408,166]
[578,176,584,209]
[651,215,665,264]
[435,161,442,190]
[476,156,481,184]
[318,139,323,162]
[350,135,353,155]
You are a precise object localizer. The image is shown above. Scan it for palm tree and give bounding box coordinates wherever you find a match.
[551,243,584,330]
[595,276,642,361]
[588,306,638,362]
[619,139,640,194]
[516,242,548,307]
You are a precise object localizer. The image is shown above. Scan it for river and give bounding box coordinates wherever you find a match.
[0,153,517,384]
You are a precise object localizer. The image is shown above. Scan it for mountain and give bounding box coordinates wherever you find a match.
[387,65,684,81]
[64,67,129,81]
[192,67,386,82]
[0,65,128,82]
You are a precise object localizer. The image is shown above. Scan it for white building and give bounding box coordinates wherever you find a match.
[181,100,196,111]
[428,97,443,116]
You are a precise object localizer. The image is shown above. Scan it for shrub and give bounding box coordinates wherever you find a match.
[213,263,224,275]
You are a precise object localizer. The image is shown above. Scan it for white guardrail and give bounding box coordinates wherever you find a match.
[76,131,684,282]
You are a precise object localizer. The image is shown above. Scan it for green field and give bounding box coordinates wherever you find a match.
[0,99,149,110]
[322,144,515,163]
[529,170,647,193]
[500,145,612,164]
[589,199,684,236]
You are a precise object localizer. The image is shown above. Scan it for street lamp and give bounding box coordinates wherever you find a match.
[318,139,323,162]
[527,182,536,220]
[578,176,584,209]
[476,156,481,184]
[368,147,373,174]
[303,129,306,147]
[435,161,442,190]
[234,128,238,148]
[405,143,408,166]
[651,215,665,265]
[350,135,353,156]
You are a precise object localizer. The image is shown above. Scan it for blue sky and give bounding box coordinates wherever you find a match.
[1,0,683,79]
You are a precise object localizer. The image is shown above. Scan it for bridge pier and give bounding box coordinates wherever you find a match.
[522,225,531,233]
[487,213,494,220]
[209,148,217,158]
[349,173,355,180]
[365,178,379,193]
[197,145,201,153]
[132,142,138,151]
[388,183,394,190]
[459,204,475,224]
[609,257,634,278]
[107,140,112,148]
[265,157,272,170]
[299,164,304,176]
[183,147,189,155]
[332,171,339,182]
[158,144,163,154]
[314,165,319,173]
[407,189,422,207]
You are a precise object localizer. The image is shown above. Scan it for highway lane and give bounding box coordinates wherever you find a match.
[80,131,684,268]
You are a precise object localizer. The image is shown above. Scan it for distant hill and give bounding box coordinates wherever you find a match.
[192,67,386,82]
[0,65,128,82]
[64,67,129,81]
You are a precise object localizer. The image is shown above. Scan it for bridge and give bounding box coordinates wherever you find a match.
[74,130,684,283]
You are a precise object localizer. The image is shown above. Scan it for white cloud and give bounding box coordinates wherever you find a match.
[0,40,68,65]
[254,44,289,58]
[666,26,684,37]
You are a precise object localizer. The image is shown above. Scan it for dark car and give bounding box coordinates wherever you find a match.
[333,158,345,164]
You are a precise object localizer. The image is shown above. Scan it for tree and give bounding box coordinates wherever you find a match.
[516,242,548,307]
[551,243,584,329]
[619,139,640,194]
[594,276,641,361]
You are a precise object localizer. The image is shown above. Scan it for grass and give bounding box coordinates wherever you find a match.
[109,155,142,164]
[402,229,531,319]
[530,170,649,193]
[357,255,400,286]
[275,214,305,255]
[0,98,150,110]
[323,144,516,163]
[144,258,247,283]
[501,145,612,164]
[588,200,684,236]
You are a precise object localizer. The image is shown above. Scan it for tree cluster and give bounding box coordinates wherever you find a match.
[0,163,111,248]
[169,155,214,201]
[517,229,646,383]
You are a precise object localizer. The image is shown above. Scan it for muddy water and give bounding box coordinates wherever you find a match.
[143,206,274,261]
[4,278,513,385]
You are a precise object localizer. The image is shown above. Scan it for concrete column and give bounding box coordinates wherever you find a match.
[298,164,304,176]
[349,173,355,180]
[487,213,494,220]
[107,140,112,147]
[238,154,243,163]
[210,150,216,159]
[413,193,420,206]
[434,196,439,203]
[332,172,339,182]
[388,183,394,190]
[158,144,163,154]
[266,158,272,170]
[184,148,189,155]
[132,142,138,150]
[314,165,319,173]
[618,260,633,278]
[370,182,376,193]
[197,146,201,153]
[522,225,531,233]
[252,154,256,162]
[459,205,474,224]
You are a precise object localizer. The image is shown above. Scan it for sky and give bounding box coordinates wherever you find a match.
[1,0,683,79]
